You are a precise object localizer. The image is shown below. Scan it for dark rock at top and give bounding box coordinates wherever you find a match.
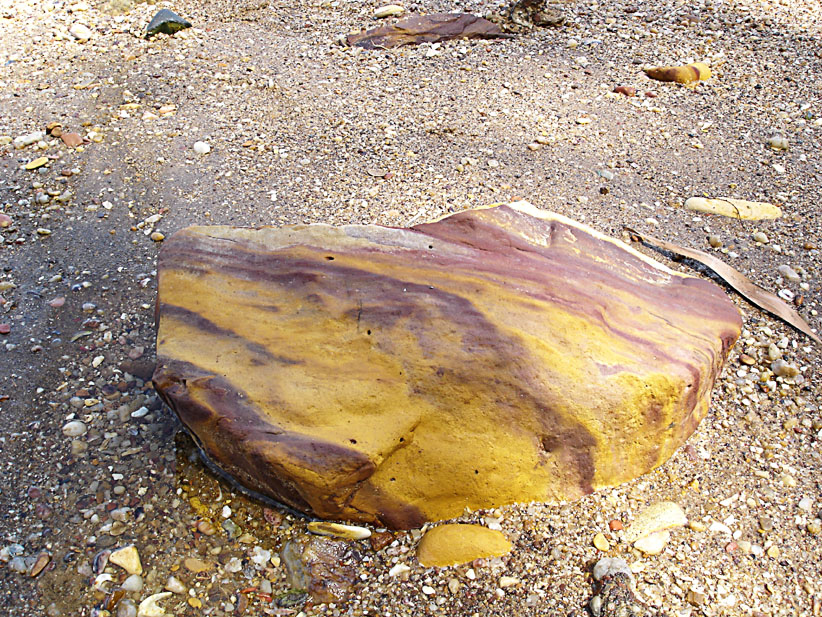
[145,9,192,38]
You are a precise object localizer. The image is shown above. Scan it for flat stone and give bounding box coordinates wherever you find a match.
[416,524,512,567]
[153,202,741,529]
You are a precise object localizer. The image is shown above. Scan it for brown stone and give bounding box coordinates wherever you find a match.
[153,202,741,529]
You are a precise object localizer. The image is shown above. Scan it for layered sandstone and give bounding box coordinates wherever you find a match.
[153,202,741,529]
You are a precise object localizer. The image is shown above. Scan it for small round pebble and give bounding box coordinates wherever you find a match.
[62,420,87,437]
[193,141,211,155]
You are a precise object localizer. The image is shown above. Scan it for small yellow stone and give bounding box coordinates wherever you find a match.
[189,497,209,517]
[417,524,512,567]
[183,557,211,573]
[593,533,610,551]
[767,545,780,559]
[187,597,202,608]
[25,157,49,170]
[150,232,165,242]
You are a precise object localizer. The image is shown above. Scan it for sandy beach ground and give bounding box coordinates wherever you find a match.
[0,0,820,615]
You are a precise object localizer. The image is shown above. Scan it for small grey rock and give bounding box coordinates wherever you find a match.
[145,9,191,38]
[777,264,800,283]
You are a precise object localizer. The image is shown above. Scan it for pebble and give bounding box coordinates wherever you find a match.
[768,343,782,361]
[25,157,49,171]
[121,574,143,592]
[145,9,192,37]
[9,557,27,573]
[623,501,687,543]
[150,232,165,242]
[247,546,269,566]
[389,563,410,577]
[193,141,211,155]
[109,545,142,575]
[708,234,722,248]
[61,133,83,147]
[416,524,512,567]
[771,359,799,378]
[195,521,216,536]
[374,4,404,18]
[593,532,610,551]
[777,264,800,282]
[70,23,93,41]
[165,575,186,594]
[117,600,137,617]
[183,557,211,573]
[29,551,51,577]
[633,529,670,555]
[752,231,769,244]
[62,420,87,437]
[14,131,45,149]
[499,576,519,587]
[766,545,780,558]
[767,135,789,150]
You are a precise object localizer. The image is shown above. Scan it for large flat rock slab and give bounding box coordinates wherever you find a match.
[153,202,741,529]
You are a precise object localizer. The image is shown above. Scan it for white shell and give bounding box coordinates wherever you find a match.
[307,521,371,540]
[138,592,172,617]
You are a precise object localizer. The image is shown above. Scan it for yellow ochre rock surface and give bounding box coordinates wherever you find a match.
[153,202,741,529]
[417,524,512,567]
[644,62,711,84]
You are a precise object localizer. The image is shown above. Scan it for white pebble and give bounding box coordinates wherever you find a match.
[193,141,211,155]
[767,135,789,151]
[165,575,187,594]
[131,406,149,418]
[14,131,46,149]
[374,4,404,18]
[70,23,93,41]
[250,546,271,567]
[388,563,410,577]
[777,265,800,283]
[62,420,87,437]
[121,574,143,592]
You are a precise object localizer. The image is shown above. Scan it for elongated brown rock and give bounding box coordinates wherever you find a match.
[153,202,741,529]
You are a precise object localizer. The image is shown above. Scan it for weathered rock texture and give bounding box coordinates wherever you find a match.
[153,202,741,529]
